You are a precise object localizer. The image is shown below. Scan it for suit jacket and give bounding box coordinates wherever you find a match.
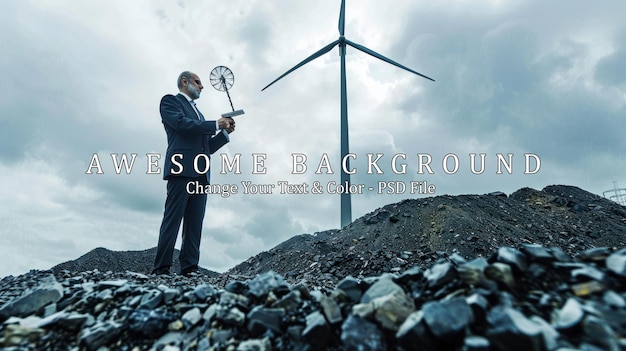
[160,93,229,183]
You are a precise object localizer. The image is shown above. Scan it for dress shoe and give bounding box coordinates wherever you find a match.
[180,265,199,277]
[151,266,171,275]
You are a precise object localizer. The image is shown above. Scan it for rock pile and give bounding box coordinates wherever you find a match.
[1,244,626,350]
[226,185,626,287]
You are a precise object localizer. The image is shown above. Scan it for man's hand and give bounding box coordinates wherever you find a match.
[218,117,236,134]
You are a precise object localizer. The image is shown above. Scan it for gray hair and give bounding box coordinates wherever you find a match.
[177,71,193,89]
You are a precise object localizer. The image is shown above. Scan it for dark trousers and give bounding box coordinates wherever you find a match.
[153,177,207,273]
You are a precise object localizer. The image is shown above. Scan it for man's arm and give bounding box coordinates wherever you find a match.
[161,95,227,135]
[208,130,230,154]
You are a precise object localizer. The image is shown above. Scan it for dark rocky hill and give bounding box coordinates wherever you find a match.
[48,185,626,287]
[226,185,626,289]
[0,184,625,350]
[51,247,220,278]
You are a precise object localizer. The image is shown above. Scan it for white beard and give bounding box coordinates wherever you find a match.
[188,84,201,99]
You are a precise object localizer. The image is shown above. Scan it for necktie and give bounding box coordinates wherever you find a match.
[190,100,204,121]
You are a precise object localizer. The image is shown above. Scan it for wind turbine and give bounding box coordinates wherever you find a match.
[262,0,434,228]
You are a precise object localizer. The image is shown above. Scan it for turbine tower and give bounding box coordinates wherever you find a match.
[262,0,434,228]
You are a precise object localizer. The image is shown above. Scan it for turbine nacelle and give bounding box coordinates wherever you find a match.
[339,36,346,56]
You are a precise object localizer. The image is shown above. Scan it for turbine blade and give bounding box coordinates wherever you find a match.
[345,39,435,82]
[261,39,341,91]
[338,0,346,36]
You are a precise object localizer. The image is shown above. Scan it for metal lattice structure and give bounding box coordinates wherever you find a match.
[603,181,626,206]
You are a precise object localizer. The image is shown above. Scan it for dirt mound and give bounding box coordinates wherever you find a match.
[51,247,219,278]
[46,185,626,290]
[226,185,626,289]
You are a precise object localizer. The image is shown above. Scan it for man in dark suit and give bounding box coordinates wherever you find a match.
[152,71,235,276]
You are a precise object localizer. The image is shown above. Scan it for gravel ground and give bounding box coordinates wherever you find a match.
[0,184,625,350]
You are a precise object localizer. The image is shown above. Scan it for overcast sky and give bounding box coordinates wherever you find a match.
[1,0,625,278]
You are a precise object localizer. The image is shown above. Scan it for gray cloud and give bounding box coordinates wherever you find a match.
[0,0,625,277]
[594,31,626,87]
